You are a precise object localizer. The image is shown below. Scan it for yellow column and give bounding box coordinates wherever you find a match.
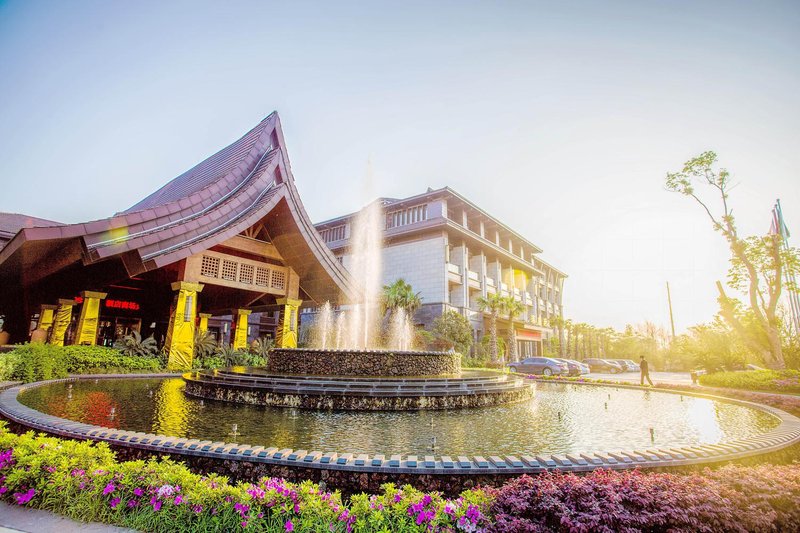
[275,298,301,348]
[232,309,252,351]
[51,299,75,346]
[198,313,211,335]
[38,305,58,336]
[165,281,203,371]
[74,291,107,346]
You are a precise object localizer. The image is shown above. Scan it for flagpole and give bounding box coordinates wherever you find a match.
[775,199,800,334]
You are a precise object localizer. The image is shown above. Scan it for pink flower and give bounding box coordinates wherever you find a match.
[127,499,139,508]
[153,500,162,512]
[174,495,184,505]
[133,487,144,496]
[14,488,35,505]
[110,497,121,508]
[103,483,115,495]
[285,520,294,532]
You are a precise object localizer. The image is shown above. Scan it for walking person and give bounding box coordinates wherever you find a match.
[640,356,653,386]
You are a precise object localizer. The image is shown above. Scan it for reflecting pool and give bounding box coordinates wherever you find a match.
[18,378,779,456]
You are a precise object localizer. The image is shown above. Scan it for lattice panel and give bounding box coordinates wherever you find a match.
[200,255,220,278]
[239,263,254,285]
[221,259,238,281]
[255,267,270,287]
[271,269,286,290]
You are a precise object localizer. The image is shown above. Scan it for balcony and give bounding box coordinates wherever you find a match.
[447,263,462,284]
[467,270,481,290]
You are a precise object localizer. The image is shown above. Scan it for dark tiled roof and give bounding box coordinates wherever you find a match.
[0,112,360,305]
[0,213,62,244]
[124,115,275,213]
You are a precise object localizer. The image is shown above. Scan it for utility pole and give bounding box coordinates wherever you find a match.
[666,281,676,339]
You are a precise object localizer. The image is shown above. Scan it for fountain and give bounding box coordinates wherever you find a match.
[183,198,533,410]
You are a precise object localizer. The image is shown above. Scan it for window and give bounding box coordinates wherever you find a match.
[319,225,346,243]
[255,267,270,287]
[221,260,237,281]
[386,204,428,229]
[271,270,286,290]
[200,255,220,278]
[239,263,254,285]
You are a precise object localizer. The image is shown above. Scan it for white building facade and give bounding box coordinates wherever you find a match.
[313,188,566,357]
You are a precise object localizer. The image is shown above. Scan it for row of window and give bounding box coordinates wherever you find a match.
[200,255,286,291]
[386,204,428,229]
[319,224,346,243]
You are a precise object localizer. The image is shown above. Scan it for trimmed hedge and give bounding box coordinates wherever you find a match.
[1,344,162,383]
[699,370,800,394]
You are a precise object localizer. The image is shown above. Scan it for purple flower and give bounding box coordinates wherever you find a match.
[127,499,139,508]
[14,488,35,505]
[110,497,121,509]
[153,500,162,512]
[241,521,248,529]
[103,482,115,495]
[133,487,144,496]
[174,495,184,505]
[156,484,175,498]
[285,520,294,532]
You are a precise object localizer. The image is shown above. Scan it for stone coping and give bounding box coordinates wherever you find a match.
[1,373,798,476]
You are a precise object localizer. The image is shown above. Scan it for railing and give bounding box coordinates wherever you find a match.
[447,263,461,275]
[467,271,479,281]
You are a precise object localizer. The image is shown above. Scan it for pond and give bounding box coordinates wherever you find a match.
[18,377,779,457]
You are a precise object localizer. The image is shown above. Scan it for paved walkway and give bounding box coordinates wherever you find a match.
[0,502,135,533]
[585,371,695,386]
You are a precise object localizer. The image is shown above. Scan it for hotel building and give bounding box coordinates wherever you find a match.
[313,188,567,357]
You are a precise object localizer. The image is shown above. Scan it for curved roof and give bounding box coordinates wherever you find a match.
[0,112,359,305]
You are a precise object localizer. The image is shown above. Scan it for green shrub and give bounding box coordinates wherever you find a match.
[699,369,800,394]
[8,344,69,382]
[5,344,162,382]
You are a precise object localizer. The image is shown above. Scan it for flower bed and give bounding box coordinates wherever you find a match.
[699,370,800,394]
[0,422,490,532]
[487,467,800,532]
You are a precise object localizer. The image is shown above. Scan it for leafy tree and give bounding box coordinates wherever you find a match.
[113,330,158,357]
[667,151,799,369]
[382,279,422,317]
[503,296,526,362]
[430,310,474,356]
[477,292,505,363]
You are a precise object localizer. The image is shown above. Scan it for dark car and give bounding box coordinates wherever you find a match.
[553,358,590,376]
[507,357,569,376]
[582,358,624,374]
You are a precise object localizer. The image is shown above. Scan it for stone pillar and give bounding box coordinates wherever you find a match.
[275,298,302,348]
[198,313,211,335]
[50,299,76,346]
[165,281,203,370]
[74,291,107,346]
[37,304,58,338]
[232,309,252,351]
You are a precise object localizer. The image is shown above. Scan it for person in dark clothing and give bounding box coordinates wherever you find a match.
[640,356,653,386]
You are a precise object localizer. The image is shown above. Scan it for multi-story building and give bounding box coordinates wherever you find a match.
[313,187,567,357]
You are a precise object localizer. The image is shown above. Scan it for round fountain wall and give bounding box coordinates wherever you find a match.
[266,348,461,376]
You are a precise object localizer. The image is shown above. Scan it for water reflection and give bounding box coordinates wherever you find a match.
[18,378,780,456]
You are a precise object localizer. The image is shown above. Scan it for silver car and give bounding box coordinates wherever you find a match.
[507,357,569,376]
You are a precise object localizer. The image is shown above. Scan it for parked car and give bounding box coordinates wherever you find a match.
[609,359,640,372]
[507,357,569,376]
[553,358,590,376]
[582,358,624,373]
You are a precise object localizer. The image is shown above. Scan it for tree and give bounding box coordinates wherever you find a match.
[113,330,158,357]
[430,310,474,356]
[667,151,800,369]
[477,292,505,363]
[504,296,526,362]
[382,279,422,317]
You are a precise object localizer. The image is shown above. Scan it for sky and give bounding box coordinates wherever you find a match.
[1,0,798,333]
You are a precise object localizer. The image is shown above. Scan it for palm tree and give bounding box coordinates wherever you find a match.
[477,292,505,363]
[114,330,158,357]
[382,279,422,318]
[503,296,525,362]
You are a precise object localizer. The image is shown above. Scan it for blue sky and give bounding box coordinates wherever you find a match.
[1,0,798,332]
